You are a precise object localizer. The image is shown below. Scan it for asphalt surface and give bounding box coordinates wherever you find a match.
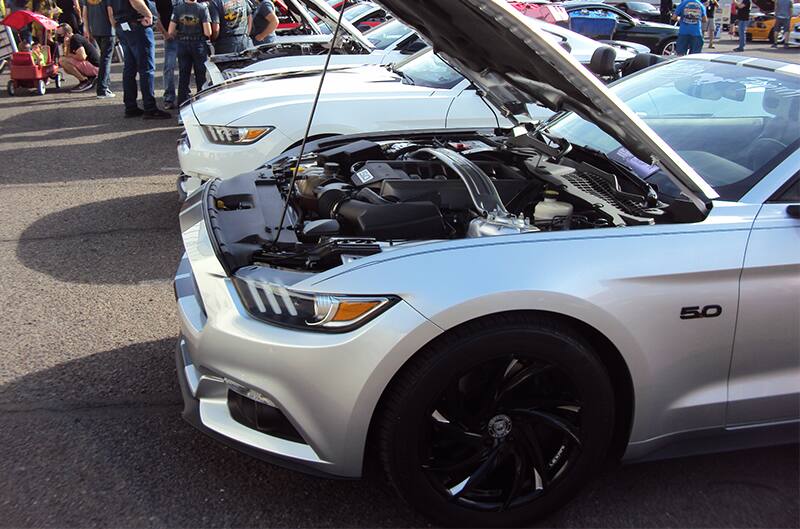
[0,35,799,528]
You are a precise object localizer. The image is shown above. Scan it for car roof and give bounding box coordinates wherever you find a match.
[675,54,800,77]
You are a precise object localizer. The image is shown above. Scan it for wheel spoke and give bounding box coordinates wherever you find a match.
[453,443,504,498]
[430,416,484,446]
[423,446,488,474]
[513,408,582,446]
[496,363,554,402]
[502,443,528,510]
[517,422,550,489]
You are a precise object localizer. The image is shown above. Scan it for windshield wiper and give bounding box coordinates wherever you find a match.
[388,65,415,85]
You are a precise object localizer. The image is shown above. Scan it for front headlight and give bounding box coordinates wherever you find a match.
[203,125,274,145]
[232,273,399,332]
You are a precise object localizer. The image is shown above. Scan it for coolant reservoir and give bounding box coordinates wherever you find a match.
[534,190,573,226]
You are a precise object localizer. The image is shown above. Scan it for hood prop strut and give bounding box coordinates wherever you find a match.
[271,0,350,248]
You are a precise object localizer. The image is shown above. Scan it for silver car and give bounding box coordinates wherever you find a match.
[174,0,800,526]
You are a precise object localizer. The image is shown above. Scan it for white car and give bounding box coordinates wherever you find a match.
[205,1,423,86]
[790,20,800,46]
[178,21,648,194]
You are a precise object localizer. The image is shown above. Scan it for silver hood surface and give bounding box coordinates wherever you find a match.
[378,0,719,205]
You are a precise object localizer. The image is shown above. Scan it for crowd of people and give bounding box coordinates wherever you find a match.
[6,0,279,119]
[5,0,794,116]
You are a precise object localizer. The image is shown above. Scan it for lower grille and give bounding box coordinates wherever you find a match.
[227,390,306,444]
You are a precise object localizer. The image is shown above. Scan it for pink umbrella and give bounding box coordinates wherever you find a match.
[1,9,59,31]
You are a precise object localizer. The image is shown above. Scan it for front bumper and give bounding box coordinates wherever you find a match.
[174,202,442,477]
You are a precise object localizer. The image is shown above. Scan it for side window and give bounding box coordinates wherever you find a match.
[777,179,800,202]
[769,175,800,203]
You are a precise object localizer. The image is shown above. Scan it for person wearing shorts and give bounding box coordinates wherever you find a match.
[673,0,707,54]
[57,23,100,92]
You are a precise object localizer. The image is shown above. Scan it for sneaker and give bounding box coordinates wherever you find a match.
[771,43,778,48]
[708,44,715,48]
[731,47,744,51]
[96,90,116,99]
[143,109,172,120]
[164,101,176,110]
[125,107,145,118]
[71,79,94,93]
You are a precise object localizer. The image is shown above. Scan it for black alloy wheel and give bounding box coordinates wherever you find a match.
[376,314,616,527]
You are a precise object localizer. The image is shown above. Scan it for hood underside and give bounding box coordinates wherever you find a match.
[377,0,718,205]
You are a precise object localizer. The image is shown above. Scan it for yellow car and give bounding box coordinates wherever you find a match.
[746,4,800,42]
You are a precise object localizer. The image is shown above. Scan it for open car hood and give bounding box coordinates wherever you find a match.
[303,0,372,51]
[378,0,719,206]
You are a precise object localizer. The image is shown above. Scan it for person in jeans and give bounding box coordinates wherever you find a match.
[209,0,252,53]
[110,0,171,118]
[155,0,178,108]
[673,0,706,54]
[81,0,115,97]
[732,0,750,51]
[772,0,792,48]
[168,0,211,106]
[249,0,277,45]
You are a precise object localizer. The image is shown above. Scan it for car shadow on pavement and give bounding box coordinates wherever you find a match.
[1,337,798,528]
[0,338,428,528]
[16,192,182,284]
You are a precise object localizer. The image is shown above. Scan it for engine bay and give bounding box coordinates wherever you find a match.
[208,131,698,273]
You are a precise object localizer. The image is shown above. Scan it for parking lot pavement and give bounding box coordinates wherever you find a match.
[1,39,799,528]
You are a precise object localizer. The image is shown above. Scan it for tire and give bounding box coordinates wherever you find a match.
[7,80,15,96]
[659,38,677,56]
[36,79,46,96]
[54,73,63,89]
[375,313,616,527]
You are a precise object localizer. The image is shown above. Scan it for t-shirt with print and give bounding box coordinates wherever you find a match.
[675,0,705,36]
[250,0,274,40]
[69,33,101,65]
[171,0,211,40]
[81,0,115,36]
[209,0,251,38]
[736,0,750,21]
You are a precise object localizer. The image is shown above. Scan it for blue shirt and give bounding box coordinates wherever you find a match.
[675,0,706,36]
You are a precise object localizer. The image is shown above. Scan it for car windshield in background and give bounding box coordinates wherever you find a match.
[364,19,410,49]
[547,60,800,201]
[395,51,464,89]
[344,3,376,21]
[628,2,659,12]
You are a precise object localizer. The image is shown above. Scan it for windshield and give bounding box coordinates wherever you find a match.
[343,3,376,20]
[627,2,658,12]
[546,59,800,201]
[395,51,465,89]
[363,19,410,49]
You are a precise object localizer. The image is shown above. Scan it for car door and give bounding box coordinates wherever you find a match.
[727,175,800,425]
[444,83,501,129]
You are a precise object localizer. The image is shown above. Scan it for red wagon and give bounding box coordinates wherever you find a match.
[1,10,63,96]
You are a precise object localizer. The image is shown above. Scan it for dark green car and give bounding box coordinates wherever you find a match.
[564,1,680,54]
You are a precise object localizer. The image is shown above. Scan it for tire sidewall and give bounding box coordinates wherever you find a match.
[385,322,615,527]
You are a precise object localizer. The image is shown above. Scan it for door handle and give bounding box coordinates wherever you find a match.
[787,205,800,219]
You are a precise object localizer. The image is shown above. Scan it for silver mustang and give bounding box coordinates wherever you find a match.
[173,0,800,526]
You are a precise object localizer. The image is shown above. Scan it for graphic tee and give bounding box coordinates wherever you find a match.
[171,0,211,40]
[209,0,251,38]
[675,0,705,36]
